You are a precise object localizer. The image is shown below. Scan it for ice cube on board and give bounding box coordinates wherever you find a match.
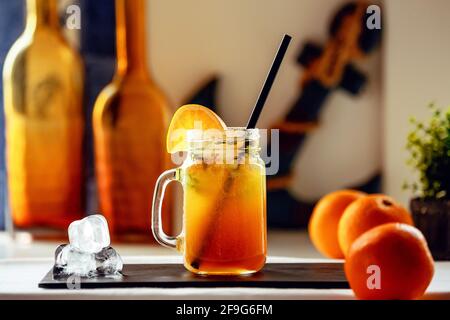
[68,214,110,254]
[53,215,122,278]
[95,246,123,276]
[53,244,96,277]
[53,245,123,278]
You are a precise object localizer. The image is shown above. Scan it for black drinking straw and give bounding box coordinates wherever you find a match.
[246,34,292,129]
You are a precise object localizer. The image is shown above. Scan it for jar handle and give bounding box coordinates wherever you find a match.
[152,168,180,249]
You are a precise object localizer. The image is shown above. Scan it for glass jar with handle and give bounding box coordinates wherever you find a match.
[152,128,267,275]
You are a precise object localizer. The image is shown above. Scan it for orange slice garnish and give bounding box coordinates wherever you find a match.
[166,104,226,153]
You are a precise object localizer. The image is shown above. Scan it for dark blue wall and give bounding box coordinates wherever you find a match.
[79,0,116,213]
[0,0,25,230]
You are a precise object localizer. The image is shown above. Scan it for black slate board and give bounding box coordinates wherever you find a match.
[39,263,349,289]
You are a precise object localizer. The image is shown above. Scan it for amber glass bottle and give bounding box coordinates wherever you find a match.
[2,0,84,231]
[93,0,171,241]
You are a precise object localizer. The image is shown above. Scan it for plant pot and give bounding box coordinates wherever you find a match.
[410,197,450,261]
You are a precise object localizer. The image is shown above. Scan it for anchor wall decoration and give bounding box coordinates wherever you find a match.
[187,1,382,228]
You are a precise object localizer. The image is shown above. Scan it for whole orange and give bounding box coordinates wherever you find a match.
[338,194,413,256]
[345,223,434,300]
[309,190,366,258]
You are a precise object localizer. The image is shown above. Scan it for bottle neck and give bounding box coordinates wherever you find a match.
[25,0,59,32]
[115,0,150,78]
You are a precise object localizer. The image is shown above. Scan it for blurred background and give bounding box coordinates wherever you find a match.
[0,0,449,256]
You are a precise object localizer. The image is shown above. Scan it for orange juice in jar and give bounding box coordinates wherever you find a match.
[153,127,267,275]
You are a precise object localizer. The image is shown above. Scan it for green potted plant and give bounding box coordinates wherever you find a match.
[404,103,450,260]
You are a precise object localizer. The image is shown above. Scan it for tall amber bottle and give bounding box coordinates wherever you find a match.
[3,0,84,231]
[93,0,170,241]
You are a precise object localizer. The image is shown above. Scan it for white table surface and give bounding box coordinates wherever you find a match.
[0,231,449,300]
